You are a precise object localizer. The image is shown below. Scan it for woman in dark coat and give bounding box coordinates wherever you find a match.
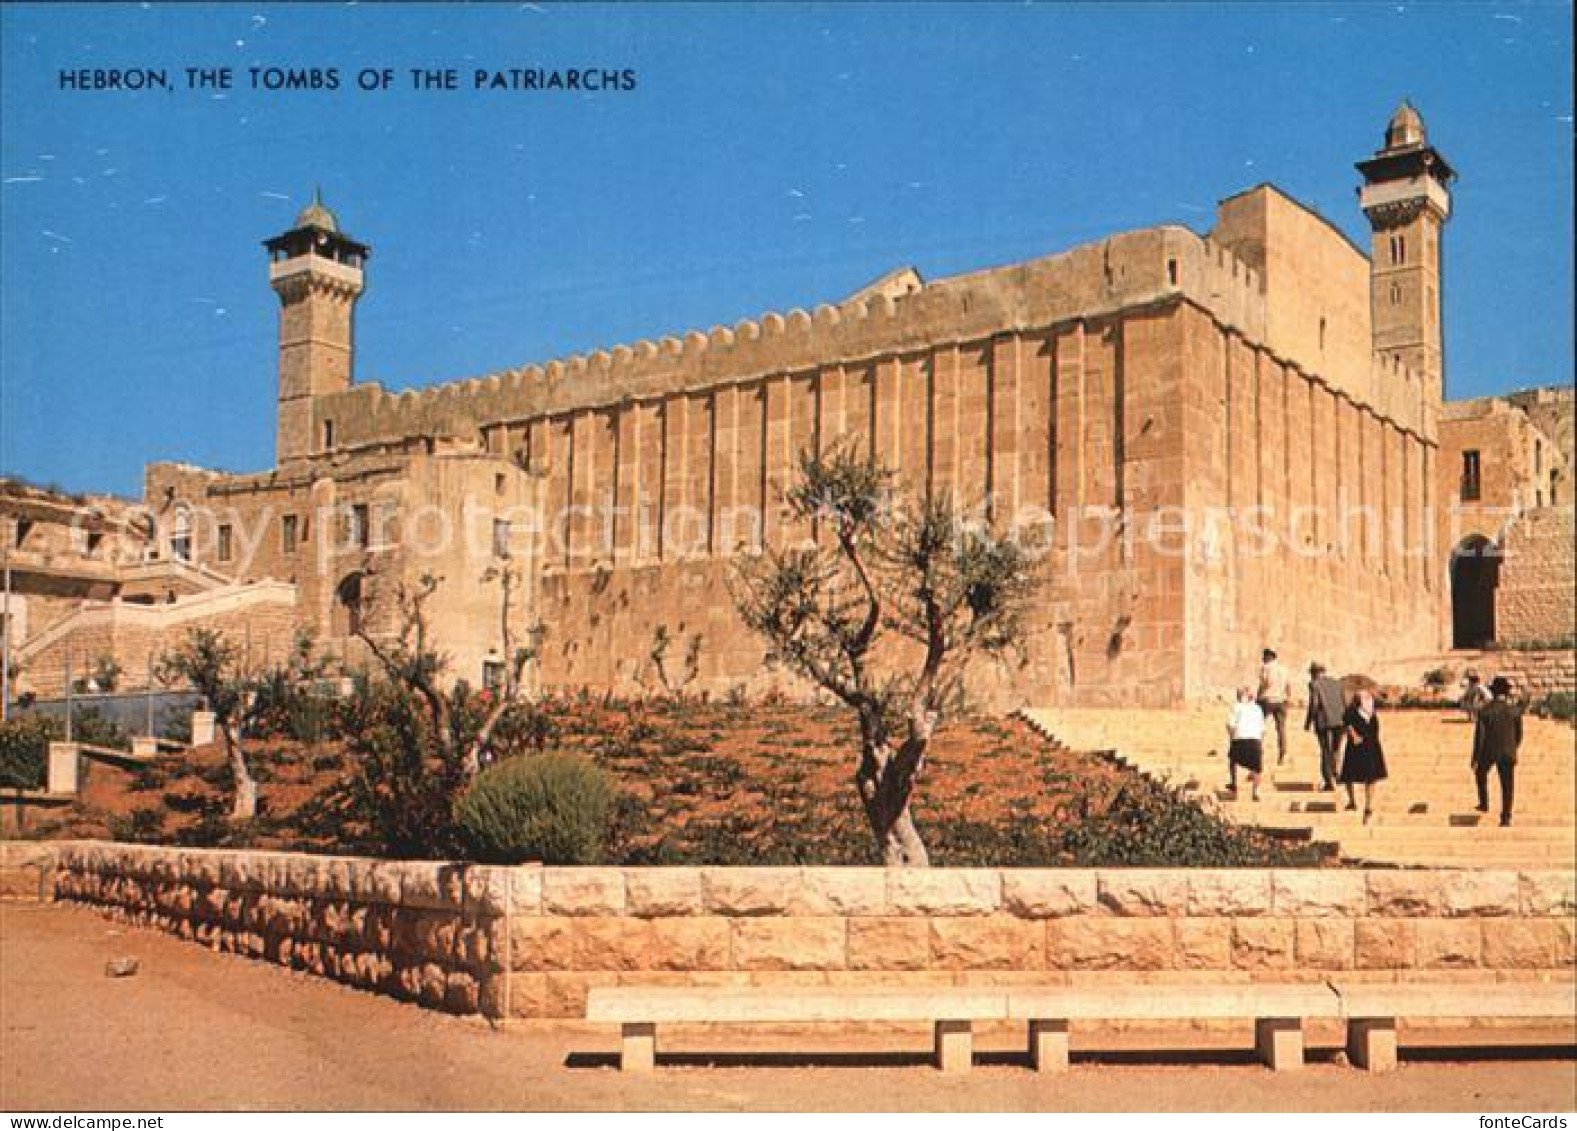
[1340,689,1388,822]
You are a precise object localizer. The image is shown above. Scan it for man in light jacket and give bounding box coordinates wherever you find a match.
[1257,648,1292,765]
[1303,662,1346,791]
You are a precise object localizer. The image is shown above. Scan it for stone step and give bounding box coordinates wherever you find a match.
[1023,706,1575,868]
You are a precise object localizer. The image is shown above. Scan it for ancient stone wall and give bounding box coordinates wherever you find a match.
[24,842,1576,1022]
[1498,508,1577,648]
[141,194,1444,705]
[1177,303,1440,696]
[1506,386,1576,478]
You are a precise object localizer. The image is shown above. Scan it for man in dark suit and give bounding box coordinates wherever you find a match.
[1303,662,1346,791]
[1472,676,1523,827]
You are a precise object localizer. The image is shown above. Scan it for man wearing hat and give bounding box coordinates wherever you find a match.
[1471,676,1522,827]
[1459,669,1490,722]
[1303,662,1346,791]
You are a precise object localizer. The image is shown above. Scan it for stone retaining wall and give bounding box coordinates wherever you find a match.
[0,842,57,902]
[12,842,1575,1021]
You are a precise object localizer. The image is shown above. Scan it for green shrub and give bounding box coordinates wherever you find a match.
[0,711,129,789]
[107,807,168,843]
[1531,691,1576,722]
[0,717,53,790]
[156,706,193,745]
[1422,666,1453,688]
[456,753,612,864]
[61,707,129,751]
[1052,775,1331,867]
[249,668,336,744]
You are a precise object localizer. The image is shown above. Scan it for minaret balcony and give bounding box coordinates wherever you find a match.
[1359,173,1451,223]
[269,253,365,290]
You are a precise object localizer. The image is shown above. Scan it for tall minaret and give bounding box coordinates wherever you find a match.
[264,191,369,465]
[1357,101,1455,400]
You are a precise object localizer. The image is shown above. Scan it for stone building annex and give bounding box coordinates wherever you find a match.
[4,104,1572,707]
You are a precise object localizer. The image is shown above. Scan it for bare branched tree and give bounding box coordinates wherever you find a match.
[732,443,1039,866]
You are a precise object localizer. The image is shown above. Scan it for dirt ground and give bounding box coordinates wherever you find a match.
[20,701,1321,867]
[3,904,1573,1112]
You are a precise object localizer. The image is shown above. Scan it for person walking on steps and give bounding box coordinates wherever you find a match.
[1472,676,1522,828]
[1340,689,1388,824]
[1226,686,1265,802]
[1257,648,1292,765]
[1459,669,1491,722]
[1303,662,1346,791]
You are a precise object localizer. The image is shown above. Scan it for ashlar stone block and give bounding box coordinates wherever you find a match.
[1187,871,1271,917]
[731,917,846,971]
[929,915,1045,970]
[1439,872,1520,918]
[887,869,1002,916]
[542,869,626,916]
[1416,919,1482,969]
[1231,919,1296,970]
[625,868,704,917]
[701,868,801,915]
[1354,920,1418,970]
[847,917,931,971]
[1295,918,1355,970]
[1271,871,1367,917]
[1001,871,1096,918]
[1096,871,1188,916]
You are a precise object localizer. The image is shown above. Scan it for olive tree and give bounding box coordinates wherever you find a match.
[732,444,1039,866]
[158,628,261,820]
[354,565,541,781]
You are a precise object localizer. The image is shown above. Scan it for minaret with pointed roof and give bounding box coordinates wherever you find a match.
[263,190,370,465]
[1358,101,1455,400]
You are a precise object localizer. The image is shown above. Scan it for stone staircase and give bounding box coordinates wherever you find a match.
[1019,706,1577,869]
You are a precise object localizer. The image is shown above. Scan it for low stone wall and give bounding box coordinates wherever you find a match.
[1487,648,1576,700]
[14,843,1576,1022]
[48,842,513,1016]
[0,841,57,901]
[498,867,1576,1021]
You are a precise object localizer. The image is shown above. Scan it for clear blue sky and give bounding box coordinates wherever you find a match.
[2,2,1571,498]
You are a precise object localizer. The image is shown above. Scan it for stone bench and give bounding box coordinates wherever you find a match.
[586,984,1002,1072]
[587,982,1342,1073]
[1334,981,1577,1072]
[1007,984,1340,1072]
[586,987,1008,1073]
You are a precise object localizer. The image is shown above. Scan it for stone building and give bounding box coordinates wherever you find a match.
[0,478,296,698]
[1437,385,1573,649]
[13,103,1567,706]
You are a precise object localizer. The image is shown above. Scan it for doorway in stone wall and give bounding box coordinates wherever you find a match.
[333,571,364,638]
[1450,535,1499,649]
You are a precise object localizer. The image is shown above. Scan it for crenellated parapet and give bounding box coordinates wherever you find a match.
[312,225,1286,452]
